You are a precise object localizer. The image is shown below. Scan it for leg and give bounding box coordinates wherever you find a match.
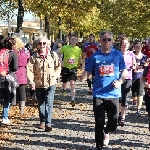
[132,79,137,106]
[105,99,119,133]
[36,88,45,125]
[18,85,26,115]
[120,80,132,126]
[93,97,105,148]
[136,79,144,114]
[144,95,150,131]
[45,85,56,128]
[61,67,69,95]
[69,68,77,106]
[70,80,75,100]
[1,86,11,124]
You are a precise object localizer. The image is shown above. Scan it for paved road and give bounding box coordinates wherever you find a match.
[0,81,150,150]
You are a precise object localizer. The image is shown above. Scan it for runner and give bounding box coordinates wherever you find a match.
[132,42,148,116]
[118,37,136,127]
[142,63,150,131]
[80,31,127,150]
[83,34,98,94]
[142,37,150,58]
[58,33,82,107]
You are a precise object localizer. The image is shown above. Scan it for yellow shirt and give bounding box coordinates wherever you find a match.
[60,45,82,69]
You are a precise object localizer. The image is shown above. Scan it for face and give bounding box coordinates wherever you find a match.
[89,36,94,43]
[70,36,78,45]
[38,38,47,52]
[134,43,142,52]
[100,33,113,50]
[121,39,129,50]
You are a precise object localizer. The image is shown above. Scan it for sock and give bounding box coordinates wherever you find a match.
[137,109,140,112]
[121,118,125,122]
[71,97,75,101]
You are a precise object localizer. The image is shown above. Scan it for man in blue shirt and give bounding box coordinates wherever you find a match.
[80,31,127,150]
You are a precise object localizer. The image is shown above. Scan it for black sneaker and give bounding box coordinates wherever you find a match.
[149,122,150,131]
[136,111,141,117]
[45,126,52,132]
[70,100,75,107]
[120,118,125,127]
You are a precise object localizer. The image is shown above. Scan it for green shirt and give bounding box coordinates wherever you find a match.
[60,45,82,69]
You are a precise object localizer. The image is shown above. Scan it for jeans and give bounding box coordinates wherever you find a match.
[36,85,56,126]
[93,97,119,148]
[2,102,11,120]
[0,87,11,120]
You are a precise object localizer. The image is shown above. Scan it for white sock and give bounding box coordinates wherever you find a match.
[71,97,75,101]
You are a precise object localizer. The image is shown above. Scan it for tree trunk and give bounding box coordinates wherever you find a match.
[57,16,62,40]
[16,0,24,33]
[45,16,50,39]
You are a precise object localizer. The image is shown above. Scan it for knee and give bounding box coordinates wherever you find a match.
[70,82,75,88]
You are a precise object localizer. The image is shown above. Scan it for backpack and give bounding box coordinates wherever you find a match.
[0,48,9,76]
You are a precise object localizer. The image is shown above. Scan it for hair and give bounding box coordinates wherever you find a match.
[4,37,16,50]
[13,37,24,50]
[100,31,113,39]
[119,37,129,49]
[134,41,142,47]
[70,33,78,38]
[33,40,38,52]
[89,34,95,38]
[37,37,48,43]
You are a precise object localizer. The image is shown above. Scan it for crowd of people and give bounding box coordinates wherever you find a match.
[0,32,150,150]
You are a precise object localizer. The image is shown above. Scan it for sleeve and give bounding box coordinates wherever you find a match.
[85,55,95,73]
[119,53,127,71]
[143,66,149,77]
[27,55,35,85]
[53,52,61,78]
[12,51,18,71]
[83,44,87,52]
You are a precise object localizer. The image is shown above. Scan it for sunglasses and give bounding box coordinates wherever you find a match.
[38,42,46,45]
[102,38,112,42]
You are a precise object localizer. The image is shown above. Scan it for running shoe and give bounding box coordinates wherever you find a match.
[103,131,109,146]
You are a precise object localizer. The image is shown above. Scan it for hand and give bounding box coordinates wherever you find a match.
[144,62,149,66]
[31,83,35,90]
[132,64,136,69]
[0,70,6,76]
[112,80,122,89]
[144,82,150,88]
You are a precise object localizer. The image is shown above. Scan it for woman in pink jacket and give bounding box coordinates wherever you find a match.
[14,37,30,115]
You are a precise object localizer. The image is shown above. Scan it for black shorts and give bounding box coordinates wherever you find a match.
[61,67,77,83]
[132,78,144,97]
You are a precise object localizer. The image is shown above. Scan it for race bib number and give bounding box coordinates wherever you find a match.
[99,65,114,76]
[68,58,75,64]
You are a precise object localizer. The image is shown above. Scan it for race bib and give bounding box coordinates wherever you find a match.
[68,58,75,64]
[99,65,114,76]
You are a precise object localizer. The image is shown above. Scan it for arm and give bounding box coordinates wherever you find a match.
[27,56,35,86]
[118,69,128,84]
[13,51,18,71]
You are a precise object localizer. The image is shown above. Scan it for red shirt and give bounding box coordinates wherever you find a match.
[142,45,150,58]
[84,42,98,58]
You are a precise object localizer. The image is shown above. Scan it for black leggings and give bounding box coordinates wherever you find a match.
[120,79,132,107]
[16,84,26,102]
